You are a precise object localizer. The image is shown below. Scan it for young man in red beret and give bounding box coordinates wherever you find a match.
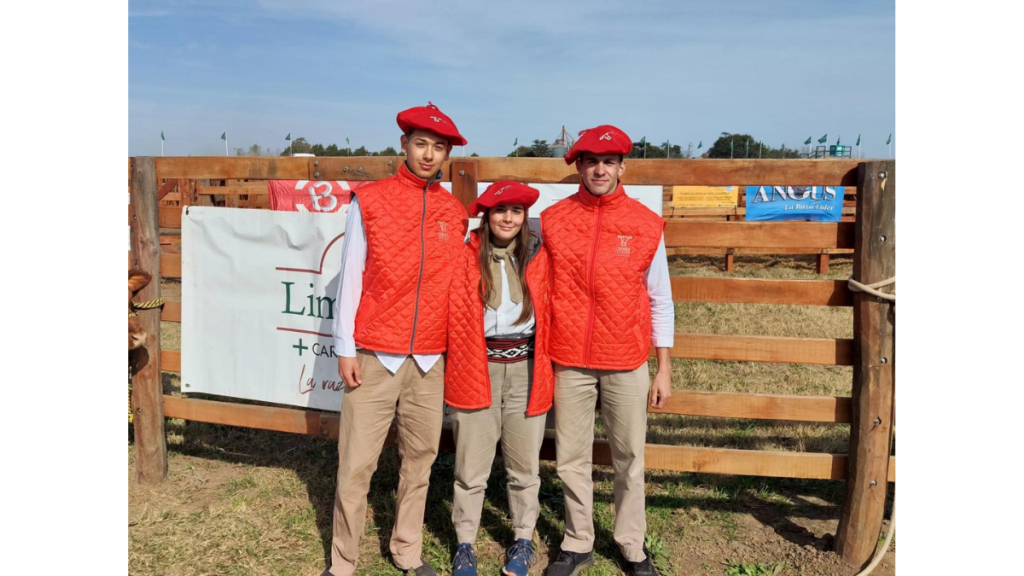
[326,103,469,576]
[541,125,674,576]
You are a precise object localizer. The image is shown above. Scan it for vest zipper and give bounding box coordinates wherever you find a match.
[582,203,602,367]
[409,180,429,354]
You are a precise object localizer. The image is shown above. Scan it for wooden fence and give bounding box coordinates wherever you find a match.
[128,156,895,568]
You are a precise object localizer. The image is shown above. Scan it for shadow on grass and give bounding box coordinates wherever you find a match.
[153,417,861,570]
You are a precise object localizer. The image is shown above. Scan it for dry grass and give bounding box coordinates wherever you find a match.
[131,254,895,576]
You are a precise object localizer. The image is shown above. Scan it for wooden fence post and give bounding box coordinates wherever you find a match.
[130,157,168,484]
[835,160,895,566]
[449,158,478,211]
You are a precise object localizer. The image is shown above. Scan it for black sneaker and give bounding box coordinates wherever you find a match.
[626,547,658,576]
[407,559,438,576]
[545,549,594,576]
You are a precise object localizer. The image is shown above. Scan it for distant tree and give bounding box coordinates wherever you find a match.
[470,152,479,157]
[282,137,311,155]
[530,139,550,157]
[352,146,369,156]
[377,146,399,156]
[508,145,537,157]
[324,143,340,156]
[310,143,326,156]
[235,144,264,156]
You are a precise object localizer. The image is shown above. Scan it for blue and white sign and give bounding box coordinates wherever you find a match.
[745,186,845,222]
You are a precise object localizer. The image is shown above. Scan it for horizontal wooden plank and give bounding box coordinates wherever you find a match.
[160,301,181,323]
[160,235,181,245]
[198,183,268,195]
[160,395,893,480]
[161,253,181,278]
[159,206,180,229]
[161,350,180,373]
[664,221,854,249]
[164,395,335,437]
[665,247,854,256]
[154,157,310,180]
[310,157,434,181]
[665,333,854,365]
[651,390,851,423]
[473,158,861,186]
[671,277,852,306]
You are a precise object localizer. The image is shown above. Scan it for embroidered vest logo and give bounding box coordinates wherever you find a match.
[616,235,633,257]
[437,221,450,242]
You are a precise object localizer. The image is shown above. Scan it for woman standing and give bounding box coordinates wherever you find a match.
[445,181,553,576]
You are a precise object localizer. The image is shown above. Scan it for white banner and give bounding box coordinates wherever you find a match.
[182,206,350,411]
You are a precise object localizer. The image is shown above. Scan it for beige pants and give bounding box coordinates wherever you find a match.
[451,359,547,544]
[329,350,445,576]
[554,363,650,563]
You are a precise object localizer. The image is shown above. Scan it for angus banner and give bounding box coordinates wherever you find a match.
[744,186,845,222]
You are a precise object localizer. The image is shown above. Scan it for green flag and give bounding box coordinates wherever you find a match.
[804,136,812,145]
[285,133,291,141]
[514,137,518,146]
[697,140,702,149]
[836,135,841,146]
[818,134,827,144]
[160,131,165,141]
[221,132,226,141]
[346,136,350,146]
[856,134,861,146]
[640,136,646,145]
[886,133,892,145]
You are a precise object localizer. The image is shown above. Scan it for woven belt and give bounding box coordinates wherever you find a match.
[486,336,534,363]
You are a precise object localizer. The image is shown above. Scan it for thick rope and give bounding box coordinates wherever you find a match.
[848,276,895,302]
[129,297,165,318]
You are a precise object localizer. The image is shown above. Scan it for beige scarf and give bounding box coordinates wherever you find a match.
[488,238,523,310]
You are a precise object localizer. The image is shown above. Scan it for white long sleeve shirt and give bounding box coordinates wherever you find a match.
[646,235,675,349]
[331,197,441,375]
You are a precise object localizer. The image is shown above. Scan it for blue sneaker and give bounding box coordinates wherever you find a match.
[453,543,478,576]
[502,539,538,576]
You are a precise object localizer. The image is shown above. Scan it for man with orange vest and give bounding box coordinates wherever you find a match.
[326,103,469,576]
[541,125,674,576]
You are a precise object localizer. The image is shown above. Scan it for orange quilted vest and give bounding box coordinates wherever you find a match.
[353,163,469,355]
[541,183,665,370]
[445,231,554,416]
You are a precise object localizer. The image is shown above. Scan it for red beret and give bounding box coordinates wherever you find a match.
[468,181,540,216]
[396,102,467,146]
[564,125,632,164]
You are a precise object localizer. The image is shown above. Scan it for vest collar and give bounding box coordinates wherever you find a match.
[398,161,444,191]
[577,181,627,209]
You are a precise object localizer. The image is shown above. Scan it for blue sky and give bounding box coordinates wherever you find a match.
[129,0,895,157]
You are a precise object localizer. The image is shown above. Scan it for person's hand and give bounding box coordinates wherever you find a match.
[648,370,671,409]
[338,356,362,388]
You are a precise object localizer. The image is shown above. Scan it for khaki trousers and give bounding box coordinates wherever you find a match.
[450,359,547,544]
[329,350,445,576]
[554,363,649,563]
